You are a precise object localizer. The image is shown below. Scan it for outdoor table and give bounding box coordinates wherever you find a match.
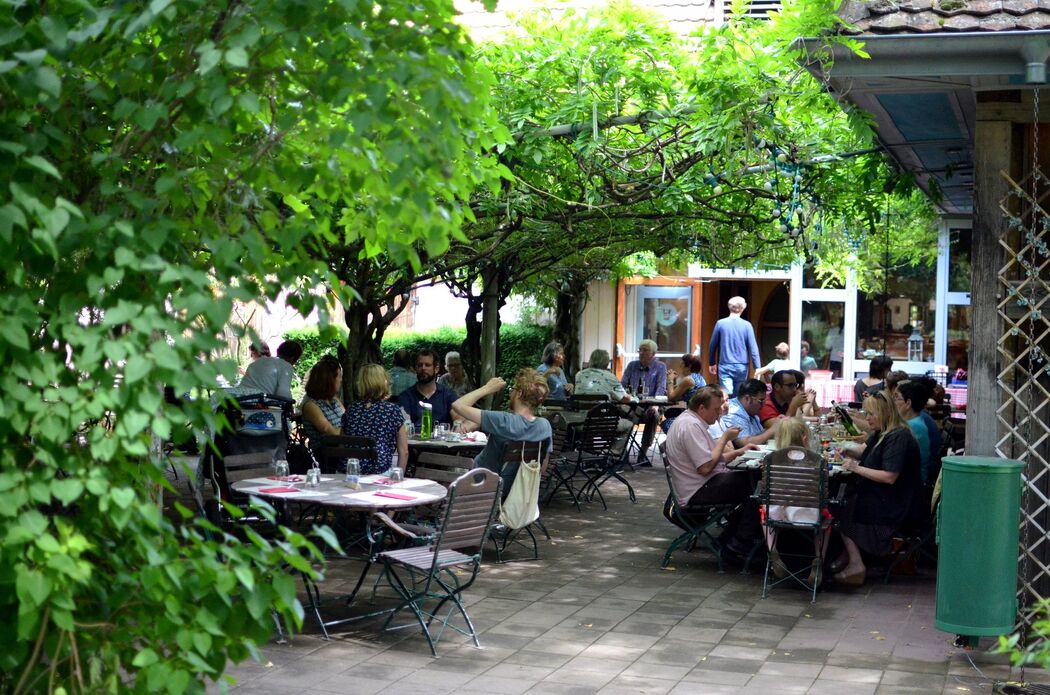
[231,475,448,638]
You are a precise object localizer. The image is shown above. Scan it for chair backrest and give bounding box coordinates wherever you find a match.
[548,413,570,460]
[762,446,827,512]
[414,451,474,486]
[213,451,273,502]
[433,468,502,552]
[660,443,685,506]
[576,402,621,455]
[321,434,377,471]
[571,393,609,410]
[502,439,550,478]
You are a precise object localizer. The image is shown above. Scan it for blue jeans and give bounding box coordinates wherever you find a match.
[718,363,748,398]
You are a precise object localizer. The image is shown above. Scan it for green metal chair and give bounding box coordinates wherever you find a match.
[756,446,834,603]
[660,444,735,573]
[377,468,501,656]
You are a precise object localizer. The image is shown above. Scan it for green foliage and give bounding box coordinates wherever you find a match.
[0,0,499,692]
[467,0,937,298]
[286,324,553,385]
[996,599,1050,669]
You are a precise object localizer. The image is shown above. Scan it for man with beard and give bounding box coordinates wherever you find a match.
[397,349,457,428]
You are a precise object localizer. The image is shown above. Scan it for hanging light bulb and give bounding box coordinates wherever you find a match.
[763,181,773,192]
[772,207,782,218]
[713,184,723,195]
[777,152,788,163]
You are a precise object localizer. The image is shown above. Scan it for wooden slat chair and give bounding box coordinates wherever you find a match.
[488,440,551,562]
[756,446,834,603]
[414,451,474,486]
[574,402,636,508]
[377,469,502,656]
[541,413,582,511]
[203,451,279,529]
[659,443,735,573]
[320,434,378,474]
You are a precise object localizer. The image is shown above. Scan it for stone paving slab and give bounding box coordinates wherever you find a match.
[182,462,1044,695]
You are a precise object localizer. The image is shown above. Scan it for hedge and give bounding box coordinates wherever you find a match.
[283,323,553,386]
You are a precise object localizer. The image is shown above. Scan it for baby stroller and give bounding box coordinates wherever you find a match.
[198,392,295,528]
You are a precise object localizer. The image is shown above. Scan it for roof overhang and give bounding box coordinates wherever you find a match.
[799,31,1050,215]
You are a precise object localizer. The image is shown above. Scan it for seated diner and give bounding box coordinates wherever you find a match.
[397,349,456,428]
[451,368,553,496]
[664,386,760,558]
[342,363,408,474]
[833,390,921,585]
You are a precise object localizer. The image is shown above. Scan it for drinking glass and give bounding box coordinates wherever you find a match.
[388,467,403,487]
[305,468,321,487]
[434,423,449,441]
[345,459,361,490]
[274,459,290,479]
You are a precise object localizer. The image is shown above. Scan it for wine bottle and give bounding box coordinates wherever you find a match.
[831,400,860,436]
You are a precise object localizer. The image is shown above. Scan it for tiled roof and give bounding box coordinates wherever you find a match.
[839,0,1050,35]
[454,0,721,39]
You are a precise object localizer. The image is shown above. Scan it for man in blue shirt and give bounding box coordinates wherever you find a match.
[719,379,776,447]
[619,339,667,466]
[707,296,761,397]
[397,349,456,427]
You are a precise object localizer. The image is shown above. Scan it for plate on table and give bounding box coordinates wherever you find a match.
[740,450,767,461]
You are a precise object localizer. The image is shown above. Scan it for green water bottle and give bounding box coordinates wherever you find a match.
[420,403,433,441]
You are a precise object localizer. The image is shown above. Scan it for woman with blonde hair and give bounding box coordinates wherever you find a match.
[833,391,921,585]
[765,418,825,585]
[452,368,553,495]
[341,363,408,474]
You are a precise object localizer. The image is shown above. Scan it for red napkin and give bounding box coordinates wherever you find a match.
[259,487,299,493]
[373,490,416,501]
[267,475,303,482]
[373,477,393,485]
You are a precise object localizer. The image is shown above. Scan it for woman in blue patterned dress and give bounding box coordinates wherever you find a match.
[341,364,408,474]
[300,356,345,456]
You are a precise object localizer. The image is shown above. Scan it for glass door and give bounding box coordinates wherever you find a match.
[632,285,693,360]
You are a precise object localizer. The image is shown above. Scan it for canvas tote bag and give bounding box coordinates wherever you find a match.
[499,442,543,529]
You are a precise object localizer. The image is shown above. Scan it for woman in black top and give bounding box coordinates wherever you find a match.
[834,390,921,585]
[853,354,893,403]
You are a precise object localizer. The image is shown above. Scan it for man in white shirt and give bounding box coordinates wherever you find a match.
[237,340,303,401]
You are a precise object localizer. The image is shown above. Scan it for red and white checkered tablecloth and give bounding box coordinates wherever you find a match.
[945,386,968,408]
[809,380,857,408]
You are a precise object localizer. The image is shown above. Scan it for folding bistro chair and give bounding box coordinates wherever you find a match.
[488,440,550,562]
[660,444,735,573]
[756,446,834,602]
[377,469,502,656]
[574,402,636,507]
[541,413,582,511]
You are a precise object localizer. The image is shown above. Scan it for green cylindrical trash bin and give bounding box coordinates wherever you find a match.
[935,455,1025,636]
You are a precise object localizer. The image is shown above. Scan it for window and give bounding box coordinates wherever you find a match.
[627,285,692,357]
[948,227,972,293]
[946,304,969,372]
[856,262,936,364]
[802,301,845,378]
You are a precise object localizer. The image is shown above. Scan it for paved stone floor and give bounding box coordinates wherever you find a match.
[191,460,1040,694]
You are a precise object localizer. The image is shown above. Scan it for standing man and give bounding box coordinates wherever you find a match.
[620,339,667,466]
[397,349,457,428]
[707,296,761,397]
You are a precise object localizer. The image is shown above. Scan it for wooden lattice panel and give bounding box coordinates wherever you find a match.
[998,170,1050,619]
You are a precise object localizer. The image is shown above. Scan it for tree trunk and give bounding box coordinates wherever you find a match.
[462,293,484,388]
[480,263,502,409]
[553,277,588,379]
[339,299,383,403]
